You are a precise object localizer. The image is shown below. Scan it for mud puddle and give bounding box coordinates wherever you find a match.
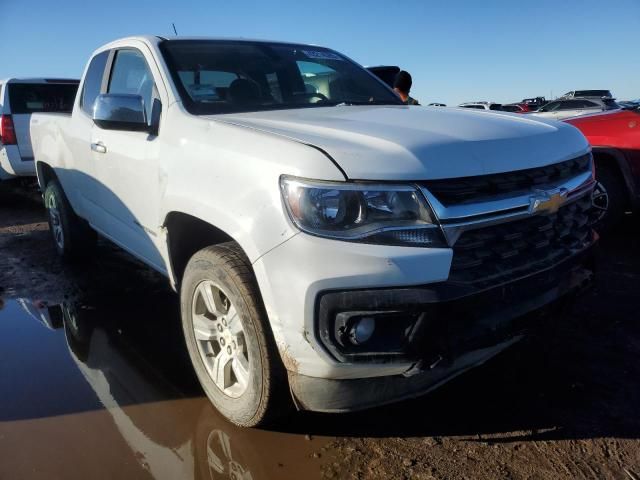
[0,295,329,480]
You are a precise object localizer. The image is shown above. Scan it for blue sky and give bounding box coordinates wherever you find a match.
[1,0,638,106]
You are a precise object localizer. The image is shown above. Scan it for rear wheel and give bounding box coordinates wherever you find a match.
[180,242,289,427]
[43,179,97,259]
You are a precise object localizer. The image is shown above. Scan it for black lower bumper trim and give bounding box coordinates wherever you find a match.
[297,246,596,412]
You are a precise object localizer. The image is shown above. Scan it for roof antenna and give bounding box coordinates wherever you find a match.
[172,23,178,36]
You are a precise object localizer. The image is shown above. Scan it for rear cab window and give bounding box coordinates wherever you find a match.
[8,82,79,114]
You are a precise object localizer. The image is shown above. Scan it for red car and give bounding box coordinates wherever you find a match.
[565,107,640,229]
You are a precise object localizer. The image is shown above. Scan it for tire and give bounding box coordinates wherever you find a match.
[43,179,97,259]
[180,242,289,427]
[592,163,627,233]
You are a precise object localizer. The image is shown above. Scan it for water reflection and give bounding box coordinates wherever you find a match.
[0,296,324,480]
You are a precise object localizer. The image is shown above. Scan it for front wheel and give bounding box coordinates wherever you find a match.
[43,179,97,259]
[180,242,289,427]
[591,164,627,233]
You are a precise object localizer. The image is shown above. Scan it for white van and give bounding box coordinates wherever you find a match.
[0,78,78,181]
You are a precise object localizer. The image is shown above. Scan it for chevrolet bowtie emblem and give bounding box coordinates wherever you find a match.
[529,188,569,215]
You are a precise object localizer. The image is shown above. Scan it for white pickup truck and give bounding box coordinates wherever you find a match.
[31,36,597,427]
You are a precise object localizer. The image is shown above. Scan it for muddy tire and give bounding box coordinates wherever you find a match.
[592,163,627,233]
[43,179,97,259]
[180,242,289,427]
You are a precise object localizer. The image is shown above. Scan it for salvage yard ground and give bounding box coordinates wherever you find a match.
[1,183,639,480]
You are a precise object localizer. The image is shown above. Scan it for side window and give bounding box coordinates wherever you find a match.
[558,101,577,111]
[108,49,157,121]
[540,102,557,112]
[81,51,110,115]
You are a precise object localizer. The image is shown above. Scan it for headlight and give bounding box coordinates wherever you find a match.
[280,176,447,247]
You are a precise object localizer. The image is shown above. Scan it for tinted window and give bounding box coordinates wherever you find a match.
[108,49,157,120]
[160,40,402,115]
[603,99,619,109]
[461,105,486,109]
[540,102,560,112]
[81,51,109,115]
[9,83,79,114]
[581,100,599,108]
[558,101,582,110]
[574,90,611,98]
[501,105,521,112]
[489,104,503,111]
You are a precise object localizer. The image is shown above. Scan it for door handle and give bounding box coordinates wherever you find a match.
[91,142,107,154]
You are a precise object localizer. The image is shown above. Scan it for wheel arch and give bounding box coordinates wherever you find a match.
[36,161,58,190]
[163,211,243,287]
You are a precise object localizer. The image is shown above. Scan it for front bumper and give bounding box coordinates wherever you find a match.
[288,245,595,412]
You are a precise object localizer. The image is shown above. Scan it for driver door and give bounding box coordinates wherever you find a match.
[90,46,165,271]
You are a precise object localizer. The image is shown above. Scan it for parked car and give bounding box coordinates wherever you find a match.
[565,106,640,230]
[458,101,503,111]
[501,103,530,113]
[560,90,613,100]
[31,36,597,427]
[366,65,400,88]
[617,99,640,109]
[530,98,619,121]
[521,97,547,110]
[0,78,79,181]
[428,103,447,107]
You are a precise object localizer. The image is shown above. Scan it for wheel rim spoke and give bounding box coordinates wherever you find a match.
[207,445,225,473]
[49,205,64,248]
[211,350,233,390]
[231,356,250,389]
[226,306,242,335]
[193,314,217,340]
[199,283,226,317]
[591,183,609,221]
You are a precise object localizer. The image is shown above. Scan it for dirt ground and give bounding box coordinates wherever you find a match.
[1,182,639,480]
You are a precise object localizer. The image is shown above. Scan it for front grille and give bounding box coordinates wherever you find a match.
[449,195,593,287]
[424,154,591,206]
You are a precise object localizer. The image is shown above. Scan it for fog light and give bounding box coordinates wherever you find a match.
[349,316,375,345]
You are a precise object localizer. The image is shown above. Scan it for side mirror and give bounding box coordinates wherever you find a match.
[92,94,149,132]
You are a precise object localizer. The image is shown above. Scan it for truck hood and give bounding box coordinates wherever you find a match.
[211,106,589,180]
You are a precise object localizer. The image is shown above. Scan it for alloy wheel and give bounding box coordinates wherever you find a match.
[47,194,64,249]
[192,281,250,398]
[590,181,609,224]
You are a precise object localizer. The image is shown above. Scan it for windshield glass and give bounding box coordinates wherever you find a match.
[160,40,402,115]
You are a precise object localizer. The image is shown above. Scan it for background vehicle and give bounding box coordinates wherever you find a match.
[366,65,400,88]
[618,99,640,109]
[501,103,530,113]
[458,101,503,110]
[0,78,79,181]
[565,106,640,230]
[521,97,547,110]
[31,35,596,428]
[530,98,619,121]
[428,102,447,107]
[560,90,613,99]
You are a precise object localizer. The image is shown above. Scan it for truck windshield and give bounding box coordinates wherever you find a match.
[160,40,403,115]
